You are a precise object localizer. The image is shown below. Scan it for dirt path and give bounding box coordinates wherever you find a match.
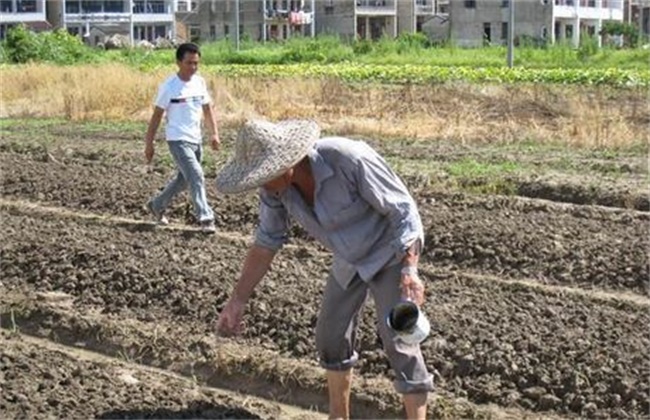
[0,330,325,419]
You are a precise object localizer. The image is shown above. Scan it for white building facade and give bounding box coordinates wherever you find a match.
[448,0,624,48]
[47,0,180,46]
[0,0,48,38]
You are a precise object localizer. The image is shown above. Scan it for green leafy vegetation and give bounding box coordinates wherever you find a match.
[206,63,649,86]
[1,26,648,86]
[2,24,93,64]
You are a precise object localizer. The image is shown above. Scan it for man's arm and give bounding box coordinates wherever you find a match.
[400,238,424,305]
[354,151,424,258]
[216,244,276,336]
[232,244,276,302]
[401,238,421,268]
[202,103,220,151]
[353,150,426,304]
[144,107,164,164]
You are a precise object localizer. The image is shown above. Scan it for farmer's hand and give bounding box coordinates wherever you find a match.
[209,133,220,151]
[144,140,155,164]
[400,267,425,306]
[216,297,246,337]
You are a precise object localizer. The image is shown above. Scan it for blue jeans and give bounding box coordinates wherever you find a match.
[149,140,214,223]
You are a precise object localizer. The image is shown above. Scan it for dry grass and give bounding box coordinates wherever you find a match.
[1,63,648,148]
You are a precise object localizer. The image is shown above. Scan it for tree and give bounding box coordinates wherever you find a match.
[599,22,639,48]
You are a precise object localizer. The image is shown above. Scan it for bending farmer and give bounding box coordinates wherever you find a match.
[216,119,433,419]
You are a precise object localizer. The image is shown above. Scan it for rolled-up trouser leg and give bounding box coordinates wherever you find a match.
[369,263,435,394]
[315,272,369,371]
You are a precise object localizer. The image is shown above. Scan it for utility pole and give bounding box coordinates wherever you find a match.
[235,0,240,51]
[507,0,515,67]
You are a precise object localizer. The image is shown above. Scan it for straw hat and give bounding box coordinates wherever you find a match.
[216,119,320,194]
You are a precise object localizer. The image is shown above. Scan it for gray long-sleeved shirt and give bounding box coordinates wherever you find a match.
[255,136,424,289]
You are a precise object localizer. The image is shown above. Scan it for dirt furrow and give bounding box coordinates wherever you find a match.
[1,152,648,294]
[2,197,647,308]
[0,329,326,419]
[1,208,648,418]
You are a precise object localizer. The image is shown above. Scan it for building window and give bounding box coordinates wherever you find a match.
[483,22,491,44]
[210,25,216,40]
[105,1,123,13]
[155,25,166,38]
[17,0,36,12]
[501,22,508,40]
[325,0,334,14]
[65,1,80,13]
[224,24,230,37]
[133,1,166,14]
[189,25,200,42]
[81,1,102,13]
[501,0,509,7]
[465,0,476,8]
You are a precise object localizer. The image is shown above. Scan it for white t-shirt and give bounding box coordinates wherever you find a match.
[154,74,212,143]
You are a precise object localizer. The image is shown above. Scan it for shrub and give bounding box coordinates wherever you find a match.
[577,35,599,62]
[352,39,374,55]
[396,32,430,52]
[3,24,39,63]
[2,24,92,64]
[600,22,640,48]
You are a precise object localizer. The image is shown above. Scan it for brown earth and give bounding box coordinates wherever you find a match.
[0,122,649,419]
[0,330,323,419]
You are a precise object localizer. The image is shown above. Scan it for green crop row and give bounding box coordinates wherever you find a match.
[207,63,649,87]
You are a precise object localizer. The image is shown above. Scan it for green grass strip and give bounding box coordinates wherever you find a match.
[206,63,649,87]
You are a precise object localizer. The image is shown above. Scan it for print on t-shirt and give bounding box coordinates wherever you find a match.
[154,75,211,143]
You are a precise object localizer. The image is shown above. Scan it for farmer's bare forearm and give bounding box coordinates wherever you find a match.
[232,244,276,302]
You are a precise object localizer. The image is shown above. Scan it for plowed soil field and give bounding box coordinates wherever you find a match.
[1,119,648,419]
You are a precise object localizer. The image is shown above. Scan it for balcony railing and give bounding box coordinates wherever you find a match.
[554,0,622,8]
[356,0,392,8]
[132,1,169,14]
[356,0,395,14]
[65,1,127,14]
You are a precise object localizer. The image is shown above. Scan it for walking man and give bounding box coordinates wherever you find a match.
[144,42,219,233]
[215,119,433,419]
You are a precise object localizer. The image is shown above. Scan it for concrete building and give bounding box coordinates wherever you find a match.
[0,0,49,39]
[0,0,638,47]
[47,0,178,47]
[179,0,316,43]
[316,0,448,41]
[445,0,624,48]
[629,0,650,38]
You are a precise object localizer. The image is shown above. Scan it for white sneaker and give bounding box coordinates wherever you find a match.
[147,201,169,225]
[200,220,216,234]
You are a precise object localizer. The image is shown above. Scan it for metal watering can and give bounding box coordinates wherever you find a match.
[386,300,430,345]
